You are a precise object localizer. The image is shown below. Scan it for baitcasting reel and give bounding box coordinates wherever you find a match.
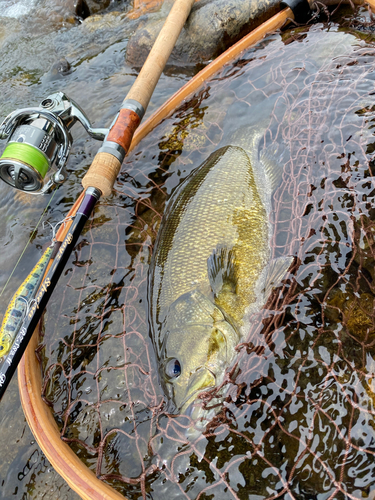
[0,92,108,194]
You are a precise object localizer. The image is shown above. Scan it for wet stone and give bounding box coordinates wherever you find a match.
[45,58,72,81]
[126,0,281,66]
[85,0,111,15]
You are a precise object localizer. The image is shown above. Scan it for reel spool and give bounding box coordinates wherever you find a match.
[0,92,108,194]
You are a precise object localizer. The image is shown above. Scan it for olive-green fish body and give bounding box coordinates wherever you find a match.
[149,135,292,418]
[0,246,53,358]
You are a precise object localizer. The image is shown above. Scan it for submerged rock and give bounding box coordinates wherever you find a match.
[44,58,72,82]
[85,0,112,15]
[126,0,280,66]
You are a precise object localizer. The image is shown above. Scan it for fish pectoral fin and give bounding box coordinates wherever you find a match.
[263,256,294,299]
[207,245,237,297]
[260,142,286,192]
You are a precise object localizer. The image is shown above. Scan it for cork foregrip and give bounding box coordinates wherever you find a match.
[125,0,196,111]
[82,0,196,197]
[82,152,121,197]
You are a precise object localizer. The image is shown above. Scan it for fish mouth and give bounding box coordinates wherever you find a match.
[179,388,202,414]
[179,366,217,415]
[184,396,223,424]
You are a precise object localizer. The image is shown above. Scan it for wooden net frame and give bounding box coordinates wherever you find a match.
[17,1,375,498]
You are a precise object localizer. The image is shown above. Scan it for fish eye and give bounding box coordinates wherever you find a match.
[164,358,181,379]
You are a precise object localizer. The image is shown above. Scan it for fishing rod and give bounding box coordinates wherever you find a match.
[0,0,345,400]
[0,0,196,400]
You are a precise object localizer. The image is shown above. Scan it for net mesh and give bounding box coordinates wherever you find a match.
[39,8,375,499]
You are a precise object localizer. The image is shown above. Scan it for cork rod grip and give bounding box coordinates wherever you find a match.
[82,152,121,197]
[82,0,195,197]
[125,0,196,111]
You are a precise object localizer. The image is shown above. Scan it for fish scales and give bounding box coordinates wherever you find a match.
[152,145,269,331]
[149,139,292,418]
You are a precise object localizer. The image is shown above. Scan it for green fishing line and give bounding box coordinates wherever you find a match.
[1,143,49,178]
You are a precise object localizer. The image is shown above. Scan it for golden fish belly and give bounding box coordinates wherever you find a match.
[150,145,271,338]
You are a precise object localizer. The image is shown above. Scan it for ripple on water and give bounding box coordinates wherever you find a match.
[3,4,375,500]
[0,0,37,18]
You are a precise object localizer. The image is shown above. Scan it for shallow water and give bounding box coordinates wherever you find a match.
[0,0,193,497]
[2,1,375,499]
[1,0,38,18]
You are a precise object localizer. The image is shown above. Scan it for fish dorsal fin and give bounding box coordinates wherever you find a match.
[259,143,285,192]
[263,256,294,299]
[207,246,237,297]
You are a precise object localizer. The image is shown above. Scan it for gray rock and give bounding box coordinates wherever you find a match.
[126,0,281,66]
[85,0,111,15]
[44,58,72,82]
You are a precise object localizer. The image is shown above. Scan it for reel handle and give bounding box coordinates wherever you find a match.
[0,92,108,194]
[81,0,195,197]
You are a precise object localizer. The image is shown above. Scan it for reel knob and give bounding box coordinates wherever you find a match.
[0,160,44,192]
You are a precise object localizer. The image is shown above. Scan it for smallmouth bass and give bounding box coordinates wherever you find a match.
[149,134,292,423]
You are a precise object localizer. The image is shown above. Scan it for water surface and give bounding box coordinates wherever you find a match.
[1,2,375,499]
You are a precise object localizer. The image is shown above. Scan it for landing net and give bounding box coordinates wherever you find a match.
[40,9,375,499]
